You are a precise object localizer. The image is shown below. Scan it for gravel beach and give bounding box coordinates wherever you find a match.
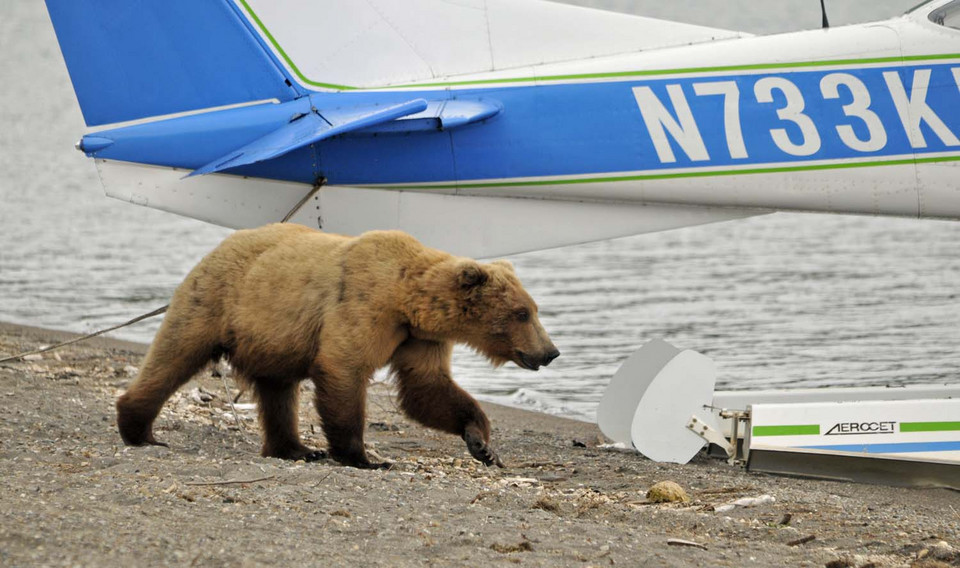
[0,322,957,568]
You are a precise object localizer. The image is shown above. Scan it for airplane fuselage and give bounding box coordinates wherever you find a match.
[51,0,960,256]
[85,11,960,221]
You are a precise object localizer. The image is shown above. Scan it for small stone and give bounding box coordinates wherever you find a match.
[123,365,139,377]
[490,541,533,554]
[189,388,215,404]
[532,496,561,514]
[22,354,43,361]
[646,481,690,503]
[501,477,539,487]
[928,541,957,561]
[731,495,776,507]
[911,561,952,568]
[573,435,607,448]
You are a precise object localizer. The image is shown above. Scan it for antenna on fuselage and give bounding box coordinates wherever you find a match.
[820,0,830,28]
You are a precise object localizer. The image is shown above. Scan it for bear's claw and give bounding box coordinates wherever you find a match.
[265,446,328,462]
[122,431,168,448]
[465,430,505,468]
[339,457,393,470]
[330,450,394,470]
[301,450,328,462]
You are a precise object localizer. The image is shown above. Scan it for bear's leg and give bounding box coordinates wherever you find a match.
[253,380,325,461]
[390,338,503,467]
[311,371,385,469]
[116,329,211,447]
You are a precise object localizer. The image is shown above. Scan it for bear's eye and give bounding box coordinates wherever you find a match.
[514,309,530,322]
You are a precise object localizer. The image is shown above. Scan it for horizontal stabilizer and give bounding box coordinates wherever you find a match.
[186,99,429,177]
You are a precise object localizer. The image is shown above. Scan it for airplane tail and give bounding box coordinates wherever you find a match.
[45,0,741,126]
[45,0,758,258]
[44,0,298,127]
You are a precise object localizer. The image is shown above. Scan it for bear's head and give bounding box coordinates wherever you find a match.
[415,258,559,371]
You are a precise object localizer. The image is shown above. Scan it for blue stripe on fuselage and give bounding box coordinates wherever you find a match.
[91,61,960,186]
[315,62,960,185]
[801,440,960,454]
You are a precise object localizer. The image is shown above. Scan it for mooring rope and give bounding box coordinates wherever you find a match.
[0,180,325,364]
[0,305,169,364]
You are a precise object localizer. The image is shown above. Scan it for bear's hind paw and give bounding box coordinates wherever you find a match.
[332,452,393,470]
[357,461,393,470]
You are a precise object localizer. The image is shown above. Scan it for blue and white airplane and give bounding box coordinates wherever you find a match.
[45,0,960,258]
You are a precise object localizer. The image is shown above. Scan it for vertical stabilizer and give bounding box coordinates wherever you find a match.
[44,0,297,127]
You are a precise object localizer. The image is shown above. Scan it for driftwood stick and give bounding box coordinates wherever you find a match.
[185,475,276,487]
[666,538,708,550]
[219,372,250,443]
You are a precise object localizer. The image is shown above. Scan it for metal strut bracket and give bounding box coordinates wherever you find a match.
[686,415,735,460]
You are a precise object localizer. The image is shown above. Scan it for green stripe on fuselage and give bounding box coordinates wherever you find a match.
[753,424,821,437]
[355,155,960,191]
[900,421,960,433]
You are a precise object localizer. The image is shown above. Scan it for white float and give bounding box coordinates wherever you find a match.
[598,339,960,489]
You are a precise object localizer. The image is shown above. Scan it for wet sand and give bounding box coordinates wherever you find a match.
[0,322,957,567]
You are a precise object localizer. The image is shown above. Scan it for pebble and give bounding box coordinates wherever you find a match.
[646,481,690,503]
[189,388,215,404]
[715,494,775,512]
[501,477,540,487]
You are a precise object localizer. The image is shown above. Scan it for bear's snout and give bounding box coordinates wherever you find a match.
[515,347,560,371]
[543,348,561,366]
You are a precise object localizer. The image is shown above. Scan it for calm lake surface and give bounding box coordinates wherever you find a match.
[1,0,956,421]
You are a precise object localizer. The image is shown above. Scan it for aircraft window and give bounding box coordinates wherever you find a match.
[930,0,960,29]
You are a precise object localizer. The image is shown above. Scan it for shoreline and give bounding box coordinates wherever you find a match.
[0,320,150,356]
[0,321,958,567]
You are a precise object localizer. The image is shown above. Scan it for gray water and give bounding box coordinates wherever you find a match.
[2,0,957,422]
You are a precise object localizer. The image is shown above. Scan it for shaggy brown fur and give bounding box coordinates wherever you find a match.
[116,224,558,468]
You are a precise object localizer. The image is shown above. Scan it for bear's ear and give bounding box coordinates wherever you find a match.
[489,259,515,273]
[456,261,488,289]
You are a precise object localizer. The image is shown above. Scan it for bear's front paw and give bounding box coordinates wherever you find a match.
[464,429,505,468]
[263,445,328,462]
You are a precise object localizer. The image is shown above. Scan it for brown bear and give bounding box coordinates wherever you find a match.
[116,223,559,468]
